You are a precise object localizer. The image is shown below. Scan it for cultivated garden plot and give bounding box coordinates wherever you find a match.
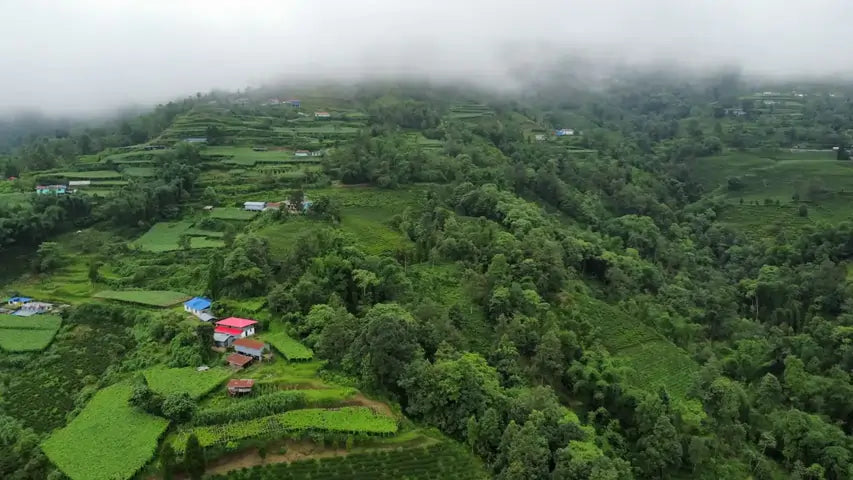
[0,313,62,352]
[209,207,258,221]
[94,289,191,307]
[171,407,398,451]
[144,366,232,399]
[206,443,488,480]
[263,331,314,361]
[133,220,225,252]
[41,383,170,480]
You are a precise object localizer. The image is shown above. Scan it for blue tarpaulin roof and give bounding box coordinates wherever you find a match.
[184,297,212,311]
[8,297,32,303]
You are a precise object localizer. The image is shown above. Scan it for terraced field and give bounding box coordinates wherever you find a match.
[207,443,487,480]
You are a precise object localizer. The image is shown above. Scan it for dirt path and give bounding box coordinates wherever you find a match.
[349,393,395,417]
[203,440,348,476]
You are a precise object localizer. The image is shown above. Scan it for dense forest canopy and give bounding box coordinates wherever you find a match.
[3,71,853,480]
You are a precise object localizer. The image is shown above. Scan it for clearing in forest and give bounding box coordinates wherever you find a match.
[94,289,190,307]
[571,295,700,403]
[41,383,170,480]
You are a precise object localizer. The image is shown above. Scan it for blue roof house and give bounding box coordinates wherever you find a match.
[8,297,32,306]
[184,297,212,317]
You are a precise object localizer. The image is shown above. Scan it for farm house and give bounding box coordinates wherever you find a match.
[285,99,300,107]
[233,338,266,359]
[213,332,235,348]
[14,301,54,316]
[555,128,575,136]
[243,201,266,212]
[227,378,254,395]
[216,317,258,337]
[36,185,67,195]
[7,297,32,307]
[314,111,331,118]
[226,353,254,369]
[184,297,214,321]
[294,150,311,157]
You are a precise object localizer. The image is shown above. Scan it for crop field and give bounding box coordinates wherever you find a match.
[41,383,170,480]
[0,313,61,330]
[94,289,190,307]
[144,366,231,399]
[207,443,487,480]
[122,166,156,177]
[691,151,853,201]
[0,328,59,351]
[171,407,398,451]
[570,295,699,404]
[263,331,314,360]
[340,206,409,255]
[717,204,814,239]
[57,170,122,180]
[0,313,62,352]
[101,149,172,163]
[209,207,258,221]
[203,146,296,167]
[133,220,225,252]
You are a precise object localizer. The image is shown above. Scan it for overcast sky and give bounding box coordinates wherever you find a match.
[0,0,850,113]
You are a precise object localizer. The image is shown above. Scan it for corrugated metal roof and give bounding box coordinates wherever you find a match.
[217,317,258,328]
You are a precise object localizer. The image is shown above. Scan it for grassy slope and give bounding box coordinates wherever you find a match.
[41,383,169,480]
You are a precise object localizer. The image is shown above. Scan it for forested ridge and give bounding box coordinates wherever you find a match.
[2,74,853,480]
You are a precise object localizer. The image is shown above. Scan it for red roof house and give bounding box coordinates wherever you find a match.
[227,378,255,395]
[226,353,254,369]
[215,326,244,336]
[215,317,258,337]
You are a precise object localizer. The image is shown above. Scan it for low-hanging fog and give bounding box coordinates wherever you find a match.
[1,0,850,114]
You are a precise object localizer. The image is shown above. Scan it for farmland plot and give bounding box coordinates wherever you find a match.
[41,383,170,480]
[144,366,231,399]
[94,289,190,307]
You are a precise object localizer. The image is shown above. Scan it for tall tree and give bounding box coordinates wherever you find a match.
[184,433,205,480]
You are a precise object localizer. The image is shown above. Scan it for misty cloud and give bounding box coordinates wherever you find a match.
[1,0,851,113]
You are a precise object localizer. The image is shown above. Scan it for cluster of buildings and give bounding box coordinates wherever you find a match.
[183,296,268,374]
[242,198,313,213]
[263,98,301,107]
[2,297,55,316]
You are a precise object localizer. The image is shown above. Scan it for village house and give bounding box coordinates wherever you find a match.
[7,297,32,307]
[14,302,54,317]
[243,201,266,212]
[264,98,281,106]
[226,353,254,369]
[314,111,331,119]
[555,128,575,136]
[263,202,282,211]
[227,378,255,395]
[36,185,67,195]
[233,338,267,360]
[294,150,311,157]
[213,332,235,348]
[285,99,301,107]
[184,297,215,321]
[215,317,258,338]
[183,137,208,144]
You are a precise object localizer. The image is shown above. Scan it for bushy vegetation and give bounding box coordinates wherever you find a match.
[193,390,307,425]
